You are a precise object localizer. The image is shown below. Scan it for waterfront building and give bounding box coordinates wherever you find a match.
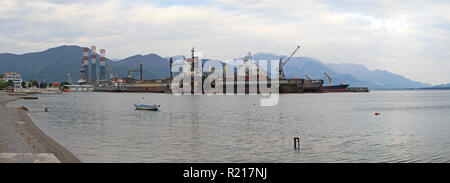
[1,72,23,90]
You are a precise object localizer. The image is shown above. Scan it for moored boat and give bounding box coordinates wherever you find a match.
[134,104,159,111]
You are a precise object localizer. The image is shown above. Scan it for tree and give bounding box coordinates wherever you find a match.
[21,81,25,88]
[29,79,39,88]
[0,81,7,89]
[40,81,48,88]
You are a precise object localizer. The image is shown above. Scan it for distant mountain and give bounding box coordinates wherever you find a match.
[327,63,430,89]
[434,83,450,88]
[0,45,88,83]
[0,45,170,83]
[111,54,169,80]
[164,55,185,62]
[282,57,365,87]
[425,83,450,89]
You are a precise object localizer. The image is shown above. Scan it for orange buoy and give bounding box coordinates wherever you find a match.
[374,112,381,115]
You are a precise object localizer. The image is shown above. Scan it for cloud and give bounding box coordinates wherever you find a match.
[0,0,449,84]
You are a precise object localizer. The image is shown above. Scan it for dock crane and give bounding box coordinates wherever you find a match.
[244,52,251,64]
[305,74,313,81]
[279,45,300,79]
[324,72,332,86]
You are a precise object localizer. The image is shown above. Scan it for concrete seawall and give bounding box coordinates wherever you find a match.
[0,92,81,163]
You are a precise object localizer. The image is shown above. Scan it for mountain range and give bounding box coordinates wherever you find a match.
[0,45,435,89]
[0,45,169,83]
[424,83,450,89]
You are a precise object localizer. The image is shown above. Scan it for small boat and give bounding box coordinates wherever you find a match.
[134,104,159,111]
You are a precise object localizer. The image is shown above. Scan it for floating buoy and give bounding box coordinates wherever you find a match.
[374,112,381,115]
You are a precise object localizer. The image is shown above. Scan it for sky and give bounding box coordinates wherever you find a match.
[0,0,449,84]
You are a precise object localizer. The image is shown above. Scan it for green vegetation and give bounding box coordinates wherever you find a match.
[0,80,13,89]
[28,79,39,88]
[0,81,7,89]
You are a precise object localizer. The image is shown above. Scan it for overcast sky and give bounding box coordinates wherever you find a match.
[0,0,449,84]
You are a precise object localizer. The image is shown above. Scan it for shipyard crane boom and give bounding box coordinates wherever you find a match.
[324,72,332,86]
[305,74,312,81]
[279,45,301,79]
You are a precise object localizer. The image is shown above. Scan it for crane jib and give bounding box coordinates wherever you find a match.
[281,45,300,67]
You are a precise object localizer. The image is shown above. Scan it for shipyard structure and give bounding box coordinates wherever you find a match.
[67,45,367,93]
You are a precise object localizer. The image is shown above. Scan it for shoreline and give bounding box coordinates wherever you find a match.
[0,92,81,163]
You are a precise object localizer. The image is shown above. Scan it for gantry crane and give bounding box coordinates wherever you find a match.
[279,45,300,79]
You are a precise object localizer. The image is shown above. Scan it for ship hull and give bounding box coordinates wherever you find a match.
[321,84,350,92]
[121,79,324,94]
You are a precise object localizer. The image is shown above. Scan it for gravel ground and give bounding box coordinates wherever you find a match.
[0,92,80,163]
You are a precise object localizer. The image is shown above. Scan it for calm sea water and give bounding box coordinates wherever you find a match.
[8,90,450,162]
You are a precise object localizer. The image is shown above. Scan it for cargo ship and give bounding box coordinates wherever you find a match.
[320,72,350,92]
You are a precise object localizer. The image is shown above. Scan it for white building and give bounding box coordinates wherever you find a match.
[2,72,23,90]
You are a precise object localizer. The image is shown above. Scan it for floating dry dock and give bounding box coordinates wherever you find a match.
[346,87,370,92]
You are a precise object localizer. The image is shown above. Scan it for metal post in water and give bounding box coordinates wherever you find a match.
[294,137,300,150]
